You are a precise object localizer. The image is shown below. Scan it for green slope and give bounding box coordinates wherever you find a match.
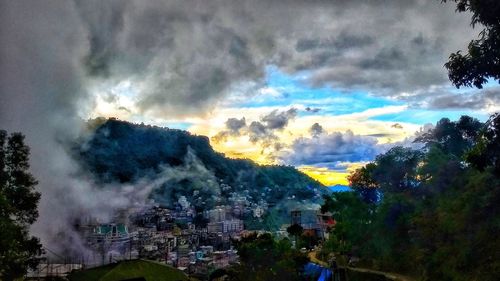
[68,259,188,281]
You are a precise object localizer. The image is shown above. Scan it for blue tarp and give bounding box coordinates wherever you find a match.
[304,262,333,281]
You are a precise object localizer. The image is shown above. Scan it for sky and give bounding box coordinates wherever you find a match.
[1,0,499,189]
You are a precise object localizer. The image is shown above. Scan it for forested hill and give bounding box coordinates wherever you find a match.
[74,118,323,223]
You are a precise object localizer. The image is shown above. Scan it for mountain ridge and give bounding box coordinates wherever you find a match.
[74,118,325,229]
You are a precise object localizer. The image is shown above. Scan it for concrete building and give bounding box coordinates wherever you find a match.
[207,221,224,233]
[223,219,243,233]
[207,219,243,234]
[177,244,191,258]
[207,207,226,222]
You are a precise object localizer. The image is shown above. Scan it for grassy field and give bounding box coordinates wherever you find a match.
[67,259,189,281]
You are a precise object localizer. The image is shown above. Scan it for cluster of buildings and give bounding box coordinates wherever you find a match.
[29,200,336,280]
[76,200,248,277]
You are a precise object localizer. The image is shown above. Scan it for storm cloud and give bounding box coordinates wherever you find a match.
[226,117,247,135]
[284,130,382,169]
[212,108,297,145]
[261,108,298,130]
[424,89,500,112]
[211,117,246,142]
[3,0,475,120]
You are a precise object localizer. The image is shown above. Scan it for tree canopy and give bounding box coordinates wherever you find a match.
[443,0,500,88]
[226,233,308,281]
[320,114,500,280]
[0,130,42,280]
[466,113,500,176]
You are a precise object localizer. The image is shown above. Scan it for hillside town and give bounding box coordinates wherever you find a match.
[78,199,244,276]
[27,192,336,280]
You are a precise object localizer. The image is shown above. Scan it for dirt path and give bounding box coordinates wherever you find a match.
[345,266,417,281]
[307,250,329,267]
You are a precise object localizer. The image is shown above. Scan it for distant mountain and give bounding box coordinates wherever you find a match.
[74,118,325,229]
[328,185,351,192]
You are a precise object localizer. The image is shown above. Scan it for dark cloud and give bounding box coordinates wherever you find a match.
[248,121,272,143]
[226,117,247,135]
[211,117,246,143]
[365,133,398,138]
[261,108,297,130]
[274,142,285,151]
[71,0,272,117]
[310,123,324,137]
[392,123,404,129]
[212,108,297,145]
[103,93,119,103]
[246,108,297,143]
[283,130,382,169]
[281,2,472,97]
[425,88,500,110]
[46,0,475,118]
[306,34,448,94]
[305,107,321,113]
[118,106,131,113]
[211,132,229,143]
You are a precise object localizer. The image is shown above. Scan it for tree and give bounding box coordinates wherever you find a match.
[466,113,500,176]
[319,192,374,259]
[0,130,42,280]
[348,163,380,203]
[286,223,303,247]
[443,0,500,88]
[286,223,304,238]
[227,233,308,281]
[372,147,423,193]
[415,116,482,157]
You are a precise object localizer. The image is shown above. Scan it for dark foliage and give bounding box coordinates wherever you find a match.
[443,0,500,88]
[286,223,304,238]
[415,115,482,157]
[348,163,380,203]
[321,115,500,280]
[226,233,309,281]
[466,113,500,176]
[0,130,42,280]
